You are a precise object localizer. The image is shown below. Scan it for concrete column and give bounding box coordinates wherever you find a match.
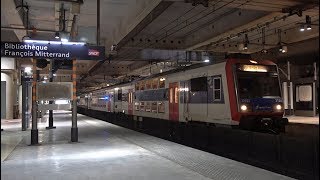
[71,59,78,142]
[287,61,293,115]
[21,72,27,131]
[46,60,56,129]
[31,59,38,145]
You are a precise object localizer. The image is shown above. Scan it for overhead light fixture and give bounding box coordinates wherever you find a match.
[243,34,249,50]
[44,76,48,80]
[250,60,257,64]
[204,59,210,63]
[306,24,312,30]
[24,67,32,73]
[261,49,267,53]
[300,25,305,32]
[22,35,31,41]
[55,32,60,39]
[23,39,85,45]
[306,15,312,31]
[243,43,248,50]
[281,46,287,53]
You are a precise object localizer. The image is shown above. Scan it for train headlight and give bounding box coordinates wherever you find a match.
[275,104,282,110]
[240,104,248,111]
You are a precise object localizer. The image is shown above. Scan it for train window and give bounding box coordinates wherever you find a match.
[152,78,158,89]
[140,81,145,90]
[151,102,157,112]
[118,89,122,101]
[158,102,165,113]
[191,77,207,91]
[213,77,221,101]
[296,85,312,102]
[146,80,152,90]
[140,102,145,111]
[146,102,151,112]
[159,77,165,88]
[135,102,140,111]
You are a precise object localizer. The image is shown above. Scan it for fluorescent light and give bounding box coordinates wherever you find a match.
[243,43,248,50]
[249,60,257,64]
[55,32,60,39]
[55,100,69,104]
[306,25,312,30]
[50,41,63,45]
[24,67,32,73]
[204,59,210,63]
[114,87,119,90]
[62,41,86,45]
[300,25,305,32]
[61,38,69,42]
[23,39,85,45]
[24,39,50,44]
[281,46,287,53]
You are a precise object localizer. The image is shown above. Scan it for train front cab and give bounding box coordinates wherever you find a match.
[226,59,288,133]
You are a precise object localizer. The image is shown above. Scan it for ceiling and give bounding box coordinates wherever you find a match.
[1,0,319,93]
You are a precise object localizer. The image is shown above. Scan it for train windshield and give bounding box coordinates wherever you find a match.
[236,64,281,99]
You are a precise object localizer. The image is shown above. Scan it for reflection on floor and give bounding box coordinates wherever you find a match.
[1,111,294,180]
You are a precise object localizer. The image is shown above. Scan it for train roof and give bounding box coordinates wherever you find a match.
[81,54,274,94]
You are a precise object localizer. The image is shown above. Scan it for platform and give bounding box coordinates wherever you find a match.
[286,115,319,125]
[1,111,294,180]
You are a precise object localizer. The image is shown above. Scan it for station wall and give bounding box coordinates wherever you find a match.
[1,57,18,119]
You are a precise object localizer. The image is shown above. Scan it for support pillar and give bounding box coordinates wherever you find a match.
[287,60,293,116]
[313,61,317,116]
[46,60,56,129]
[71,59,78,142]
[22,71,27,131]
[31,59,38,145]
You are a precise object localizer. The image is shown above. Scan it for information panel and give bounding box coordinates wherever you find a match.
[1,41,105,60]
[37,82,73,101]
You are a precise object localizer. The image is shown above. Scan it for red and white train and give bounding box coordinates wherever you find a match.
[78,57,288,132]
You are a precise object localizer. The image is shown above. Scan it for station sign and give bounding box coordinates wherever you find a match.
[1,41,105,60]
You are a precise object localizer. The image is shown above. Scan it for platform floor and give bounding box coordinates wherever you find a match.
[1,111,294,180]
[286,115,319,125]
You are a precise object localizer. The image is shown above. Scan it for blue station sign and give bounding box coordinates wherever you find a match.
[1,41,105,60]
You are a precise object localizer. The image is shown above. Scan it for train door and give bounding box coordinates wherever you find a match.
[107,92,111,112]
[128,89,133,115]
[181,81,190,121]
[169,82,179,121]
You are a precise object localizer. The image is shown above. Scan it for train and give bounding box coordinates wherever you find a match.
[78,57,289,133]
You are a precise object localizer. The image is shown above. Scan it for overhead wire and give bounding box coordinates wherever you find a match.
[118,0,242,61]
[115,2,217,59]
[210,14,319,50]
